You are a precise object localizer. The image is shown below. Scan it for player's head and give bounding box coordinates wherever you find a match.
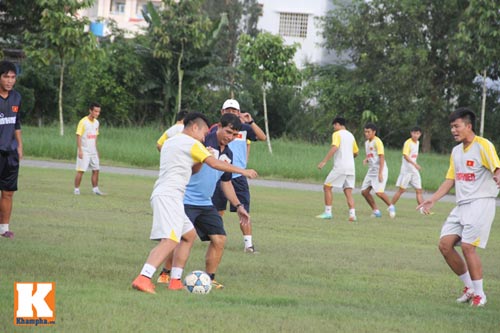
[176,110,188,122]
[410,126,422,141]
[88,102,101,119]
[332,117,346,127]
[184,112,210,142]
[449,107,476,133]
[221,99,240,115]
[0,60,17,92]
[363,122,377,140]
[217,113,242,146]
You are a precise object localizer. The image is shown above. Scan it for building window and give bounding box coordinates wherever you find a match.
[279,12,308,38]
[110,0,126,15]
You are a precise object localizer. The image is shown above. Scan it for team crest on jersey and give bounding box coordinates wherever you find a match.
[466,160,474,167]
[12,106,19,113]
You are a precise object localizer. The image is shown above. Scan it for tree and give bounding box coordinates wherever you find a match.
[0,0,43,50]
[454,0,500,136]
[24,0,99,136]
[321,0,474,152]
[238,32,300,153]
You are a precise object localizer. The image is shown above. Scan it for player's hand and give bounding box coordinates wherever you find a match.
[378,174,384,182]
[317,161,326,170]
[415,164,422,171]
[416,200,434,215]
[78,150,83,159]
[237,206,250,226]
[363,158,368,166]
[494,175,500,188]
[240,112,252,123]
[244,169,258,179]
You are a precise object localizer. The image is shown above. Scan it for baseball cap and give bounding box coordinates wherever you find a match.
[222,99,240,111]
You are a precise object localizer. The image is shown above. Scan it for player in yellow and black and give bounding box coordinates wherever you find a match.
[418,107,500,307]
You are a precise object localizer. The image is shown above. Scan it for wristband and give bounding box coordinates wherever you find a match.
[248,120,254,125]
[235,203,243,209]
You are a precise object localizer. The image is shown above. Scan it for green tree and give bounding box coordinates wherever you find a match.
[321,0,474,152]
[238,32,300,153]
[454,0,500,136]
[24,0,99,136]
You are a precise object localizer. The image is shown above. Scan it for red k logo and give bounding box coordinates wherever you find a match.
[12,106,19,113]
[466,160,474,167]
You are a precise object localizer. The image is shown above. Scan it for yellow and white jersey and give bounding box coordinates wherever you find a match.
[331,129,359,175]
[365,136,387,175]
[446,136,500,204]
[400,138,419,174]
[152,133,212,198]
[76,116,99,154]
[156,123,184,147]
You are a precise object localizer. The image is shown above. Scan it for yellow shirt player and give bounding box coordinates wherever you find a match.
[132,112,258,294]
[418,107,500,307]
[156,111,188,151]
[360,122,392,217]
[317,117,359,221]
[73,102,103,195]
[389,127,424,217]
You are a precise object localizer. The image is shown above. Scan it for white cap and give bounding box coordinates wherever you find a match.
[222,99,240,111]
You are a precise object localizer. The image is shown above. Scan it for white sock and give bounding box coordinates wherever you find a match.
[244,235,253,248]
[374,209,381,214]
[325,206,332,214]
[140,263,156,279]
[93,187,99,192]
[170,267,183,280]
[349,209,356,216]
[459,271,473,289]
[472,279,485,297]
[0,224,9,233]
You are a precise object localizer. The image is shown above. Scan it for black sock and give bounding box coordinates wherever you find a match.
[209,273,215,280]
[162,268,171,274]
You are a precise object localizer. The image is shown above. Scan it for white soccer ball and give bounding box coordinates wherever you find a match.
[184,270,212,294]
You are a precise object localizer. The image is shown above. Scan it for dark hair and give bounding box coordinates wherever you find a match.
[332,117,346,126]
[176,110,188,121]
[410,126,422,133]
[0,60,17,76]
[89,102,101,110]
[220,113,242,131]
[183,112,210,128]
[364,122,377,132]
[449,107,476,132]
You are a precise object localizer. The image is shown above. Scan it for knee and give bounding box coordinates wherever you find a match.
[323,185,332,192]
[461,243,476,255]
[211,235,226,249]
[1,191,14,200]
[438,241,452,256]
[361,189,369,197]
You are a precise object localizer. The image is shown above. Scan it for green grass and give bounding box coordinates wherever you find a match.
[1,167,499,332]
[22,126,450,191]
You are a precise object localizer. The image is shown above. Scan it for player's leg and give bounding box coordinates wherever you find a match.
[230,177,256,252]
[74,171,84,194]
[205,234,226,289]
[0,190,14,238]
[89,155,103,195]
[157,251,174,284]
[0,153,18,238]
[361,176,380,217]
[316,184,333,219]
[168,228,197,290]
[343,187,356,222]
[390,188,405,206]
[75,153,90,194]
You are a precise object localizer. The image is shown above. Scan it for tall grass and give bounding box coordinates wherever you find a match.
[23,126,450,191]
[1,167,499,332]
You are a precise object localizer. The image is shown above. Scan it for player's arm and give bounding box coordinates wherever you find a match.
[403,154,421,170]
[156,132,167,152]
[14,129,23,159]
[220,180,250,226]
[241,113,266,141]
[203,156,258,179]
[417,179,454,214]
[378,154,385,182]
[318,145,338,170]
[76,135,83,159]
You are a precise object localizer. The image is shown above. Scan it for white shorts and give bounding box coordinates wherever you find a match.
[76,153,100,172]
[324,170,355,189]
[395,172,422,190]
[150,195,194,241]
[361,169,388,193]
[440,198,496,249]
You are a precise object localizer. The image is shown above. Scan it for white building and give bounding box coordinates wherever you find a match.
[256,0,340,68]
[79,0,162,36]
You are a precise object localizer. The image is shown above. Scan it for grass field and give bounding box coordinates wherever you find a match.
[1,167,499,332]
[22,125,451,191]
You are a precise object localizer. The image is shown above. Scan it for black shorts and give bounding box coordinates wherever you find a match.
[212,176,250,212]
[0,150,19,191]
[184,205,226,241]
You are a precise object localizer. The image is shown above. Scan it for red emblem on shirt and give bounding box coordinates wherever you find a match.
[466,160,474,167]
[12,106,19,113]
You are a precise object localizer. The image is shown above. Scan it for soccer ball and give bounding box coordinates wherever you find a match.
[184,270,212,294]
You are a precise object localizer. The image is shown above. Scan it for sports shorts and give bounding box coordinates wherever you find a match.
[185,205,226,241]
[150,195,194,241]
[324,170,355,189]
[440,198,496,249]
[361,168,388,193]
[212,176,250,212]
[396,172,422,190]
[0,150,19,191]
[76,152,100,172]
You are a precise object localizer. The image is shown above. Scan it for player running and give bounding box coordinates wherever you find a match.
[418,107,500,307]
